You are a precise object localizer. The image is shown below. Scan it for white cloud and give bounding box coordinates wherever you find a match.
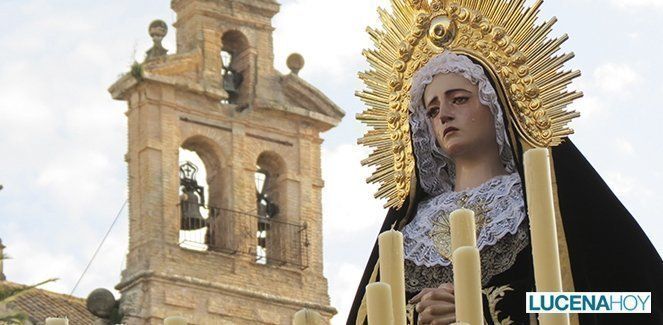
[604,171,636,197]
[327,263,364,325]
[321,144,389,322]
[0,0,146,301]
[321,144,388,324]
[322,144,386,233]
[599,169,661,255]
[5,242,80,294]
[569,95,603,119]
[273,0,389,80]
[34,151,122,219]
[593,63,641,94]
[0,87,57,147]
[611,0,663,9]
[2,220,127,298]
[615,138,635,156]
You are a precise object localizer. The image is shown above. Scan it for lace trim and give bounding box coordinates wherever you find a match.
[403,173,526,267]
[409,52,516,196]
[404,220,529,292]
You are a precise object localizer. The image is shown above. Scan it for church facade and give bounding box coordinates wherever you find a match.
[108,0,344,323]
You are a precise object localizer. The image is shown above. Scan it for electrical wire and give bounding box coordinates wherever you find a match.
[69,198,127,296]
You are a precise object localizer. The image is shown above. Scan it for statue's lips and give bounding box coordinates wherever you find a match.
[443,126,459,137]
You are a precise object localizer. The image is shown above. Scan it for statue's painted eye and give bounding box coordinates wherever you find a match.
[452,96,469,105]
[426,107,440,118]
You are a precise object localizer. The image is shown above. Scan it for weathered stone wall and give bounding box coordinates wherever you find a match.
[117,80,334,324]
[111,1,342,322]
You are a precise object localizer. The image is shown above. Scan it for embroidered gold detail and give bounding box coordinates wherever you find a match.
[357,0,582,209]
[428,195,490,258]
[483,285,515,325]
[406,303,416,325]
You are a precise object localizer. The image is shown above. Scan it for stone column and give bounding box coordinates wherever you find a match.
[202,28,223,88]
[231,123,254,255]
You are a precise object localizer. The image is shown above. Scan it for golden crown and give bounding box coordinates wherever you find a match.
[357,0,582,209]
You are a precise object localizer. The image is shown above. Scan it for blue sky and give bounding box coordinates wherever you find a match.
[1,0,662,323]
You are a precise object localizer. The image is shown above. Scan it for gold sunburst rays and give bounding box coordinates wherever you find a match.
[357,0,583,209]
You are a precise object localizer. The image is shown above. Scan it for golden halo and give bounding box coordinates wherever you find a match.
[357,0,582,209]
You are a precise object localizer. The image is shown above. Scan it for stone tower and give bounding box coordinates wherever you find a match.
[108,0,344,323]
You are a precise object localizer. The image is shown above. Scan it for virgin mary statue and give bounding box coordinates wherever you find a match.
[349,0,663,324]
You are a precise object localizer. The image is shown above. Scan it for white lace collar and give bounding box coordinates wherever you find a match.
[402,172,526,267]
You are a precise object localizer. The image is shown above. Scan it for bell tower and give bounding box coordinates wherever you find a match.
[109,0,344,323]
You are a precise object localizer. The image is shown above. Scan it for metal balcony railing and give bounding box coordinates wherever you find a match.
[179,206,309,269]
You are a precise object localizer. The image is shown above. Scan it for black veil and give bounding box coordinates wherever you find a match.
[348,136,663,324]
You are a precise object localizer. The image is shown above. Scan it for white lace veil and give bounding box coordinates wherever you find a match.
[409,52,516,196]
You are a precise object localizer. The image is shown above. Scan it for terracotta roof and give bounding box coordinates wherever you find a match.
[1,281,97,324]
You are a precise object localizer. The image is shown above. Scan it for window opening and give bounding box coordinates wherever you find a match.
[255,167,279,264]
[221,50,243,104]
[178,149,210,250]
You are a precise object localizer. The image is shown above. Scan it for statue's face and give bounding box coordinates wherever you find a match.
[423,72,497,159]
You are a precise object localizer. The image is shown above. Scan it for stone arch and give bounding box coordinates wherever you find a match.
[221,30,250,53]
[220,30,252,104]
[181,135,226,209]
[255,151,288,264]
[255,151,287,215]
[179,135,230,251]
[256,150,286,179]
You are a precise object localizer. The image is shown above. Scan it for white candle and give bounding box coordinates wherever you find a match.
[452,246,484,325]
[366,282,394,325]
[450,208,477,254]
[524,148,569,325]
[45,318,68,325]
[164,316,187,325]
[378,229,406,325]
[293,308,323,325]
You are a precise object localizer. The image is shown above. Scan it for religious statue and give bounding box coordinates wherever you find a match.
[349,0,663,324]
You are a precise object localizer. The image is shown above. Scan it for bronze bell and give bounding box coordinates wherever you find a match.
[223,70,244,100]
[180,190,207,230]
[223,71,238,93]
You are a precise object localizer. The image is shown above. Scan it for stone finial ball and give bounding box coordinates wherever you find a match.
[286,53,305,75]
[148,20,168,39]
[86,288,116,318]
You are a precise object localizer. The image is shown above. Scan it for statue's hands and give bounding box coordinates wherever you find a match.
[409,283,456,325]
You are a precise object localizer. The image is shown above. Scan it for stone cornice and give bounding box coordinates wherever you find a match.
[253,98,341,132]
[280,73,345,120]
[109,73,341,134]
[109,72,227,102]
[116,270,337,315]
